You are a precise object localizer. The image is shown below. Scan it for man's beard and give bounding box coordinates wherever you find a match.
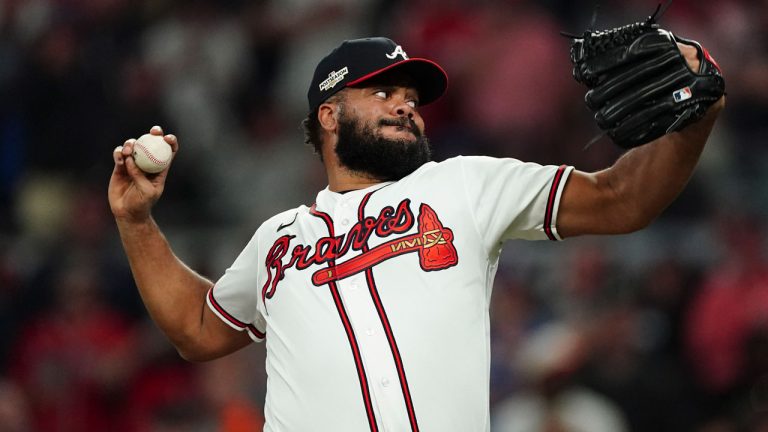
[335,112,432,182]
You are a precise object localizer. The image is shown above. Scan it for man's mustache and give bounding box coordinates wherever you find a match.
[379,118,421,137]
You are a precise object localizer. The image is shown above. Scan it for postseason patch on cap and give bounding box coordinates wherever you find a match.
[673,87,693,103]
[319,67,349,91]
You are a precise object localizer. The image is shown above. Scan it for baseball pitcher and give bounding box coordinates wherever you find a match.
[109,11,725,431]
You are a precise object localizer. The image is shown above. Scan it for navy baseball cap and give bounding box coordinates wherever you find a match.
[307,37,448,112]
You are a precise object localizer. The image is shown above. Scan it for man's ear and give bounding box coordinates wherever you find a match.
[318,102,340,132]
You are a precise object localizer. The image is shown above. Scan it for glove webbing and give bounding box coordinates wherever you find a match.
[561,0,676,149]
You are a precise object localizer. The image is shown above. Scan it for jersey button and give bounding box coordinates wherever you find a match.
[341,218,350,226]
[365,328,375,336]
[381,377,390,387]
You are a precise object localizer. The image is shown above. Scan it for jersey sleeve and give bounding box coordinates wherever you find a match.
[206,230,267,342]
[458,156,573,247]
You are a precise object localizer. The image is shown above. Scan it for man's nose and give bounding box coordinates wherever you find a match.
[395,103,414,119]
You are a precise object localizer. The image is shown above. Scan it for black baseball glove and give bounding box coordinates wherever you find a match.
[566,6,725,149]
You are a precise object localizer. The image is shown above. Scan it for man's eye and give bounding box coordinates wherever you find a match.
[375,91,388,98]
[407,100,418,108]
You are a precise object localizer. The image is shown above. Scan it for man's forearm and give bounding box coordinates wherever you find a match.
[599,99,724,230]
[116,217,213,348]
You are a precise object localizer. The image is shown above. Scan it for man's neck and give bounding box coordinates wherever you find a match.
[326,166,384,192]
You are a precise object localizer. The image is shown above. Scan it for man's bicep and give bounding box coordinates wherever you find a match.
[192,305,254,361]
[556,169,632,238]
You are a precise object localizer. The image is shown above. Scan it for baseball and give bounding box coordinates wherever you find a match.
[133,133,172,174]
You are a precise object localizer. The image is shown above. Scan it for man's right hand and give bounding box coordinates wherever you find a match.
[109,125,178,223]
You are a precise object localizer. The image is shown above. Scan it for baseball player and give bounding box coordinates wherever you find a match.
[109,34,724,431]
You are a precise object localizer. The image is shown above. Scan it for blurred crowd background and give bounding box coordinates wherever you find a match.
[0,0,766,430]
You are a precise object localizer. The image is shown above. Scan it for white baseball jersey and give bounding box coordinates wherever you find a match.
[207,155,573,431]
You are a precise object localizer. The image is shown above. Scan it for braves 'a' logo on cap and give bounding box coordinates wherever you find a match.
[386,45,409,60]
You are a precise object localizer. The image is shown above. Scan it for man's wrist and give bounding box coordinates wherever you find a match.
[115,214,157,232]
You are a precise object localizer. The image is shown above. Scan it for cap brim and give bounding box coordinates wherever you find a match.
[346,58,448,106]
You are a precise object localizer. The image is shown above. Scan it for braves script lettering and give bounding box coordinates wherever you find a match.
[262,199,459,301]
[263,199,415,300]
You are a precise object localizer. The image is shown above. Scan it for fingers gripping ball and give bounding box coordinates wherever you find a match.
[567,12,725,149]
[133,134,172,173]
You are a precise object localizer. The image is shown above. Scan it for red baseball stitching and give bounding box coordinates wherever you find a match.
[134,141,170,167]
